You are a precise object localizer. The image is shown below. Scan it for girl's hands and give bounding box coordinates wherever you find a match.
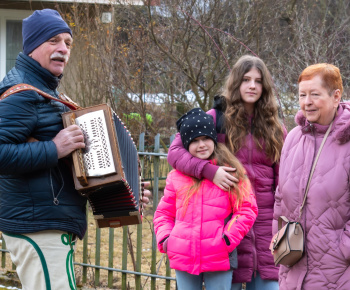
[141,181,152,207]
[213,166,238,191]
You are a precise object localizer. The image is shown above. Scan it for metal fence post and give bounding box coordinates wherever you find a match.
[108,228,114,288]
[165,134,175,290]
[151,134,160,290]
[168,135,175,174]
[95,227,101,286]
[136,132,145,290]
[122,226,128,289]
[82,206,89,284]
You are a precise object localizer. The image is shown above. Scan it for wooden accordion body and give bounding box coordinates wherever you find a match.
[62,104,142,228]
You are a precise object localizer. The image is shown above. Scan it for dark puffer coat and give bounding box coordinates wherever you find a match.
[0,53,87,239]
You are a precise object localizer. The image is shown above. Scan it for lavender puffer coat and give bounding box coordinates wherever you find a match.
[167,107,281,282]
[273,103,350,290]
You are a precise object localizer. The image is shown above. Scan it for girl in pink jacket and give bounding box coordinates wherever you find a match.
[154,108,258,290]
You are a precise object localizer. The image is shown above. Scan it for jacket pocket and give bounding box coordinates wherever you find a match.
[339,225,350,262]
[159,236,169,253]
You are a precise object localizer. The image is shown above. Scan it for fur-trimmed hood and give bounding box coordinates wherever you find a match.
[294,102,350,145]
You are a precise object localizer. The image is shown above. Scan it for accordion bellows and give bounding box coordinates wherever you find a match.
[62,104,142,228]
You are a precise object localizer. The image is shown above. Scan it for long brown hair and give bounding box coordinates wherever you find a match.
[181,143,251,214]
[221,55,284,163]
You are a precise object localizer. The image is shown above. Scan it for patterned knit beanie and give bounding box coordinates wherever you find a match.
[176,108,217,150]
[22,9,72,55]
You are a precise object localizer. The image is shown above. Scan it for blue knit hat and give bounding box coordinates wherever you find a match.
[22,9,72,55]
[176,108,217,150]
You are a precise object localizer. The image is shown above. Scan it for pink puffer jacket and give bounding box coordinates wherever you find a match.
[154,169,258,275]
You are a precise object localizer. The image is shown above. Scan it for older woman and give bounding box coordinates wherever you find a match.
[273,63,350,289]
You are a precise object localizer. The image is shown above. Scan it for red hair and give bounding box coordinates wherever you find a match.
[298,63,343,95]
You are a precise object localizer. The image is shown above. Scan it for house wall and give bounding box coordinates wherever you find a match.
[0,0,148,9]
[0,1,59,10]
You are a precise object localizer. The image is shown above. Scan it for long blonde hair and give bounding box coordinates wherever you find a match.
[221,55,284,163]
[181,143,250,214]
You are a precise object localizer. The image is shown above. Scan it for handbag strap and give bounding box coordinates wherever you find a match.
[278,216,290,230]
[0,83,81,110]
[298,120,334,218]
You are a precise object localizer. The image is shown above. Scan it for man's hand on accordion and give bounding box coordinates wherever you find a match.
[53,125,85,159]
[141,181,152,207]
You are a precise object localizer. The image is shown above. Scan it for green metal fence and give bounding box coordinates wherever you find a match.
[0,133,176,289]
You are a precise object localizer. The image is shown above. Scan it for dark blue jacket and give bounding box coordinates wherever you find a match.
[0,53,87,239]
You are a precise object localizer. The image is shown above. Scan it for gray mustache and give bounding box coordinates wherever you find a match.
[50,52,69,63]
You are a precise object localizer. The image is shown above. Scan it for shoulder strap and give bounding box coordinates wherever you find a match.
[0,83,81,110]
[298,120,334,218]
[278,216,290,230]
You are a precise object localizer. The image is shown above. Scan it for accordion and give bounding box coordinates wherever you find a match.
[62,104,143,228]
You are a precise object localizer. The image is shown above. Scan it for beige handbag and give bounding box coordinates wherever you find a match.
[270,121,333,267]
[270,216,304,266]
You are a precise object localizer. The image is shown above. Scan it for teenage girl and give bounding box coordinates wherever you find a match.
[167,55,286,290]
[154,108,258,290]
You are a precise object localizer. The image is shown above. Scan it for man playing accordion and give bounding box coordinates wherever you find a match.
[0,9,149,290]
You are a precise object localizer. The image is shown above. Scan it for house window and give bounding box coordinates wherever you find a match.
[6,20,22,73]
[0,9,31,79]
